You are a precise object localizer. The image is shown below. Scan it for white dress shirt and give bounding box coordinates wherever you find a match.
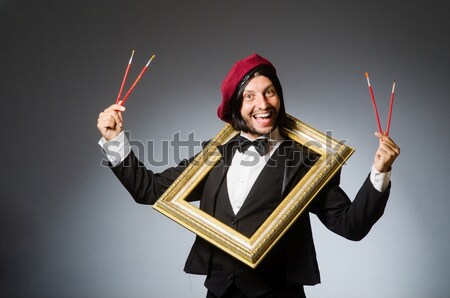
[226,129,283,214]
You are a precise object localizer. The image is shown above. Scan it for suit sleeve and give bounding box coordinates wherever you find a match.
[110,150,200,205]
[308,171,390,241]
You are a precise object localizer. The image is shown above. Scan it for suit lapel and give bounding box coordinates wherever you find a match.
[199,137,238,215]
[282,140,318,196]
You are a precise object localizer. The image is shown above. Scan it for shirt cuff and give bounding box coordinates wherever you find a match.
[370,164,391,192]
[98,131,131,167]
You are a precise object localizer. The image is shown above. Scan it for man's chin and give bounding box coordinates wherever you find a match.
[248,126,276,137]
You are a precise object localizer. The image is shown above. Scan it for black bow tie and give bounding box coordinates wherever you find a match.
[235,135,268,156]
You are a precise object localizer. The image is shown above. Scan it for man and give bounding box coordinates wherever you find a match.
[97,54,400,297]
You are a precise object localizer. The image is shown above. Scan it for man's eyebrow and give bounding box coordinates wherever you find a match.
[244,84,275,92]
[263,84,275,91]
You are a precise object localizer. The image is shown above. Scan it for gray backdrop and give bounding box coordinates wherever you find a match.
[1,1,449,297]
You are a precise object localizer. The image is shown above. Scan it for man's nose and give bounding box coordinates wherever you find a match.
[255,93,269,109]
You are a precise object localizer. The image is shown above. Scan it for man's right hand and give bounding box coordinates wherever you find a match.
[97,103,126,141]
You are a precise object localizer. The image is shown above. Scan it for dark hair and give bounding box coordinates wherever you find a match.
[230,65,286,133]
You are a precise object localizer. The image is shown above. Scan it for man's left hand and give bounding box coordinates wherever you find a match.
[373,132,400,173]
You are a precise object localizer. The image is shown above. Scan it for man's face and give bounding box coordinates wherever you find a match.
[240,75,281,139]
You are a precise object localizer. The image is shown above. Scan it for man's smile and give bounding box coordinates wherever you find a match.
[252,110,273,119]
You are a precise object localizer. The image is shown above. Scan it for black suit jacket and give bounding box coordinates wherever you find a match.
[111,136,390,285]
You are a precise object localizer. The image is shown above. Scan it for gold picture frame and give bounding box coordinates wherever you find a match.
[153,114,354,268]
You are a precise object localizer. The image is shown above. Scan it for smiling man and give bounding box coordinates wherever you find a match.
[97,54,400,298]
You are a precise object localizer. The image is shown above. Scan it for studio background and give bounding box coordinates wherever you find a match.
[1,1,449,297]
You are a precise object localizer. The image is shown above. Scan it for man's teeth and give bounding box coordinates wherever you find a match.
[254,112,271,118]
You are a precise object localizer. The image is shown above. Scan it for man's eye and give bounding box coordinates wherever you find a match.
[266,89,275,96]
[243,94,254,100]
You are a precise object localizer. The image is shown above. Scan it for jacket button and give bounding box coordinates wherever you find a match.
[231,218,237,225]
[227,273,234,280]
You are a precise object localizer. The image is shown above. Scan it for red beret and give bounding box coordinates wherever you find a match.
[217,53,276,123]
